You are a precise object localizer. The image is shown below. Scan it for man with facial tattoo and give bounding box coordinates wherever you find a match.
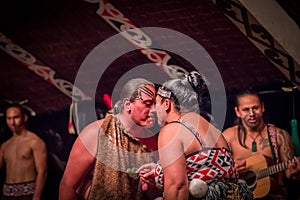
[59,78,158,200]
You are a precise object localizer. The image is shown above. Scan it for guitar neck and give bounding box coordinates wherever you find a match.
[256,160,289,179]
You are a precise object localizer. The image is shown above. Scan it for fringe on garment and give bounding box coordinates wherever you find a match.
[205,179,253,200]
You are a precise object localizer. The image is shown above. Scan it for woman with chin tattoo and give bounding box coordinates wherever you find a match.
[138,72,252,200]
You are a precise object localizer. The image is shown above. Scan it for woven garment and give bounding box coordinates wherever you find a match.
[155,148,238,187]
[205,180,252,200]
[2,181,35,200]
[88,114,154,200]
[154,120,253,200]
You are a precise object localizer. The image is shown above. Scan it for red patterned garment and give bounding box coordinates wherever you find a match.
[154,120,238,187]
[153,120,254,200]
[154,147,238,187]
[3,181,35,200]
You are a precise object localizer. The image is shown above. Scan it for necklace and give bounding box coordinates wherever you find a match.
[248,132,261,152]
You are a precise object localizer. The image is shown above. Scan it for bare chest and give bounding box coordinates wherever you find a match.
[232,136,273,160]
[4,139,33,162]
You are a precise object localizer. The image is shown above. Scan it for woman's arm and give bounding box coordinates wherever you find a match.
[138,162,163,199]
[158,125,189,200]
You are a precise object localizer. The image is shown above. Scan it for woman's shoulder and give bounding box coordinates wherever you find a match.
[160,121,181,135]
[158,122,187,146]
[223,125,238,141]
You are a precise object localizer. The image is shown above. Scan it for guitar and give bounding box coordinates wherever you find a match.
[243,154,294,198]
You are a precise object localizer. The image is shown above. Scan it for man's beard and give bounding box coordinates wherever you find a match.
[243,115,262,131]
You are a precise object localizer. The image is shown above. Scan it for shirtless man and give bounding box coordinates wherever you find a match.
[0,104,47,200]
[224,89,300,199]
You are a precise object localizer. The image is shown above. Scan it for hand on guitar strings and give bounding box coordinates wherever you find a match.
[288,156,300,180]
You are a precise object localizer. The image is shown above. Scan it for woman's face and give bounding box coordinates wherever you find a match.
[155,95,167,127]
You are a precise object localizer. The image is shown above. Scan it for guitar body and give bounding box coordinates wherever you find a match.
[244,154,271,198]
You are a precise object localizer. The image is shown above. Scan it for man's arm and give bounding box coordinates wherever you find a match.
[32,137,48,200]
[0,143,6,169]
[223,126,247,174]
[59,121,100,200]
[59,137,95,200]
[277,128,296,179]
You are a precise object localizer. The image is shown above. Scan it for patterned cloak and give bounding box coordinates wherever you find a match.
[88,114,155,200]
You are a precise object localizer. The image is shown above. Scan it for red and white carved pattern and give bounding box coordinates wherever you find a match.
[155,148,237,187]
[0,32,90,102]
[97,0,188,79]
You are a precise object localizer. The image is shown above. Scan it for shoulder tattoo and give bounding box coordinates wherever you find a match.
[277,129,294,160]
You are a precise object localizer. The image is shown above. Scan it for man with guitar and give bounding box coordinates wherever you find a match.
[224,89,300,200]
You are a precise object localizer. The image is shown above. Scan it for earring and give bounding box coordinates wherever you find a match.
[126,105,131,114]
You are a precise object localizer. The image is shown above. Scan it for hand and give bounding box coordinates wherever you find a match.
[137,162,156,175]
[137,163,157,191]
[234,159,246,174]
[288,156,300,180]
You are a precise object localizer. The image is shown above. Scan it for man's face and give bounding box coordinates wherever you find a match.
[235,94,265,130]
[6,107,27,133]
[155,95,167,127]
[130,85,156,127]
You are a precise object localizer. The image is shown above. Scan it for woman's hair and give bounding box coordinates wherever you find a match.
[160,71,208,114]
[113,78,155,114]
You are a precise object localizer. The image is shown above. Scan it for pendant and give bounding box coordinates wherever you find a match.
[252,141,257,152]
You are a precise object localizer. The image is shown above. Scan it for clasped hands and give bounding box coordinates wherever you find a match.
[136,162,157,191]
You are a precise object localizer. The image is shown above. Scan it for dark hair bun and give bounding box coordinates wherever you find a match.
[186,71,208,94]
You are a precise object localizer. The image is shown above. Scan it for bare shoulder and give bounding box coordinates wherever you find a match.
[158,122,181,145]
[271,125,295,161]
[275,126,289,136]
[159,122,180,136]
[79,119,104,138]
[28,131,43,139]
[27,131,46,147]
[0,138,13,150]
[223,125,238,142]
[274,126,292,145]
[77,119,103,149]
